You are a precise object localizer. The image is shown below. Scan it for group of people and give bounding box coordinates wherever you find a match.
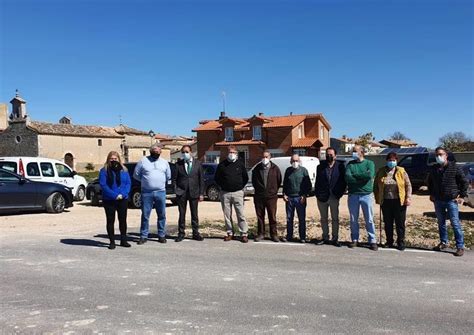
[99,144,469,256]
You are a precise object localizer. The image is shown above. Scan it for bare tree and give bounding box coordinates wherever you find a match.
[438,132,472,152]
[355,132,375,149]
[389,131,410,141]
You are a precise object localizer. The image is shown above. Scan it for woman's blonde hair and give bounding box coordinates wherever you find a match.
[104,151,127,171]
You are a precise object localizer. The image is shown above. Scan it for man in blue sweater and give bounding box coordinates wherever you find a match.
[134,143,171,245]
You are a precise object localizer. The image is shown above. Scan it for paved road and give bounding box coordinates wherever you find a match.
[1,233,473,334]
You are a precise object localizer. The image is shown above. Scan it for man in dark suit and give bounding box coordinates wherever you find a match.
[174,145,205,242]
[314,147,347,247]
[252,150,282,242]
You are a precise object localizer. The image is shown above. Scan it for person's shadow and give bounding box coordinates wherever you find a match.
[60,238,108,248]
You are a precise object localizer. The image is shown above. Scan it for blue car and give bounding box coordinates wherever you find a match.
[0,168,74,214]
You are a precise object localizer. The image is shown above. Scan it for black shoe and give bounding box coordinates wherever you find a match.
[397,243,405,251]
[369,243,378,251]
[315,240,325,245]
[279,237,287,242]
[300,239,306,244]
[175,235,184,242]
[270,236,279,243]
[254,235,264,242]
[333,240,341,247]
[120,240,131,248]
[385,243,394,249]
[348,241,357,248]
[108,243,116,250]
[158,237,167,244]
[137,238,147,245]
[434,242,448,251]
[192,234,204,241]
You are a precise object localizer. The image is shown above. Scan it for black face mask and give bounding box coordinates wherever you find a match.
[150,152,160,159]
[327,156,335,163]
[110,161,121,171]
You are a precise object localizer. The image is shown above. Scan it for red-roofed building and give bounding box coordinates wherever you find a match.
[193,112,331,167]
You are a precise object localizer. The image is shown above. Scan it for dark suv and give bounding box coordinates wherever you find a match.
[86,162,177,208]
[202,163,220,201]
[398,152,455,191]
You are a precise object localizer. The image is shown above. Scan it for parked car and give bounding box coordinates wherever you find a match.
[460,162,474,208]
[244,156,320,196]
[0,156,88,201]
[0,168,74,214]
[397,152,455,191]
[86,162,177,208]
[201,162,221,201]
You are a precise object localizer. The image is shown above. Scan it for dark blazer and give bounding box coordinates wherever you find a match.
[314,160,347,202]
[252,162,282,198]
[175,158,205,199]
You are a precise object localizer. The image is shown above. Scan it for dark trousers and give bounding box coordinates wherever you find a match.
[177,192,200,236]
[254,196,278,238]
[381,199,406,245]
[286,196,306,240]
[103,199,128,243]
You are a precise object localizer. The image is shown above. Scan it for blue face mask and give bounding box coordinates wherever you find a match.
[352,152,359,160]
[386,161,397,169]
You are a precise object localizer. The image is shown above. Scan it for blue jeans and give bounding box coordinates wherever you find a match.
[286,196,306,240]
[348,194,377,243]
[140,190,167,238]
[434,200,464,249]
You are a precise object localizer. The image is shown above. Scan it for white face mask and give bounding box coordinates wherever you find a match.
[436,155,446,164]
[291,161,300,169]
[228,153,237,162]
[182,152,191,161]
[262,158,270,165]
[352,152,359,160]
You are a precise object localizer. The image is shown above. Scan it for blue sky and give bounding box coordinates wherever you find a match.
[0,0,472,147]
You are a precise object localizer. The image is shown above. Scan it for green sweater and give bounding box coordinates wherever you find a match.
[345,159,375,195]
[283,166,312,197]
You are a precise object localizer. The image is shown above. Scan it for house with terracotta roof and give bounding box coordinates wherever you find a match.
[193,111,331,167]
[0,92,170,171]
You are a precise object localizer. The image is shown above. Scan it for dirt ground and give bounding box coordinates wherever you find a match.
[1,194,473,249]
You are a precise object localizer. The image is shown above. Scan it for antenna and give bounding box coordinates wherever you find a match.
[221,91,226,113]
[119,114,123,125]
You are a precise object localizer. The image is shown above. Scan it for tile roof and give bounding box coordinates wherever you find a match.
[28,121,124,138]
[380,139,418,146]
[214,140,265,146]
[193,113,330,131]
[291,137,323,148]
[115,124,148,136]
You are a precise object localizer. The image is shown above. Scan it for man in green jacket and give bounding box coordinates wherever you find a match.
[345,145,378,250]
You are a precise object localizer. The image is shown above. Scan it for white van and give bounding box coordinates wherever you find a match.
[0,157,88,201]
[245,156,320,195]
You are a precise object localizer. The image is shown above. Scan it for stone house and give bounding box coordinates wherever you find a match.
[0,92,169,171]
[193,112,331,168]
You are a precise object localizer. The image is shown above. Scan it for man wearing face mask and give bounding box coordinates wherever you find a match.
[427,147,468,257]
[215,146,249,242]
[252,150,282,242]
[134,143,171,245]
[345,145,377,250]
[174,145,205,242]
[314,147,347,247]
[282,154,312,243]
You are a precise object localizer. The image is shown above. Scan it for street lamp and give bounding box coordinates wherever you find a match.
[148,130,155,145]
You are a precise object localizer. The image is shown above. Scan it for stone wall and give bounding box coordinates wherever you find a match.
[0,121,39,156]
[38,134,124,171]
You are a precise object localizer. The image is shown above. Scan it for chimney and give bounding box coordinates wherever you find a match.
[258,112,264,116]
[219,111,226,120]
[290,112,293,116]
[0,103,8,131]
[59,116,72,124]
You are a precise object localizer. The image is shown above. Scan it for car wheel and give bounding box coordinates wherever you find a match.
[90,189,100,206]
[207,185,220,201]
[75,186,86,201]
[131,190,142,208]
[46,192,66,213]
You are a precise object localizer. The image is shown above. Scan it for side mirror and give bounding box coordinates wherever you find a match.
[72,171,77,176]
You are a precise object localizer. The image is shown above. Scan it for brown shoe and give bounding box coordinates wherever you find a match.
[241,236,249,243]
[348,241,357,248]
[223,234,233,242]
[454,248,464,257]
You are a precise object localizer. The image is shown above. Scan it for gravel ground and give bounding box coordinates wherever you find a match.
[1,194,472,249]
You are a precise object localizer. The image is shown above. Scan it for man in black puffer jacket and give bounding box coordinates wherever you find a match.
[427,147,468,256]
